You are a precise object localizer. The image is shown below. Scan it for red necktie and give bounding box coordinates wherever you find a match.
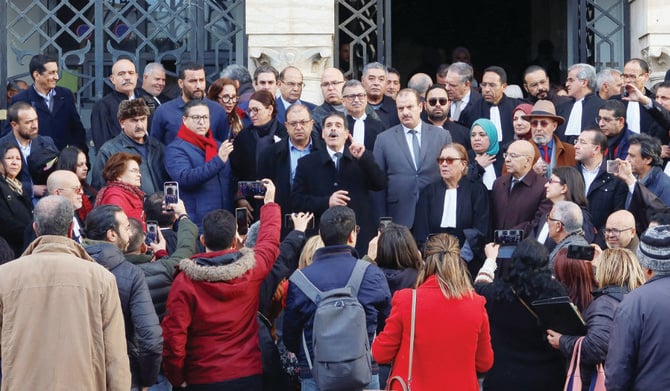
[542,145,551,163]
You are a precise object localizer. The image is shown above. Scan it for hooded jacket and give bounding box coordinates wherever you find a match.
[161,202,281,386]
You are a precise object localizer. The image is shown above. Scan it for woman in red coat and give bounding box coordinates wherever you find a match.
[372,233,494,391]
[95,152,145,222]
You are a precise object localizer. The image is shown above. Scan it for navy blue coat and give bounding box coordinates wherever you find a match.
[4,85,87,151]
[275,99,316,125]
[151,97,229,145]
[165,137,233,228]
[283,246,391,378]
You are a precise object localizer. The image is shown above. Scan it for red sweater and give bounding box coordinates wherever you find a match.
[372,276,494,391]
[96,182,145,222]
[161,203,281,386]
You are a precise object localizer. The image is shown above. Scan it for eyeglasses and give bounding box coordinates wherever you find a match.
[282,81,305,89]
[187,115,209,122]
[596,116,621,123]
[622,74,642,80]
[218,95,238,104]
[320,80,345,88]
[352,225,360,235]
[547,178,562,185]
[604,227,633,236]
[546,215,563,225]
[503,152,528,159]
[427,98,448,106]
[530,119,552,127]
[58,185,82,193]
[247,107,265,115]
[286,120,312,128]
[128,168,141,174]
[436,157,463,165]
[343,93,367,101]
[573,138,595,146]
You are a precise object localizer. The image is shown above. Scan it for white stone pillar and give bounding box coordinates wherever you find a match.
[630,0,670,85]
[246,0,334,104]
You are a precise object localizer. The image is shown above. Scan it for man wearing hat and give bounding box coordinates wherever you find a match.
[606,224,670,390]
[91,98,169,194]
[523,100,576,178]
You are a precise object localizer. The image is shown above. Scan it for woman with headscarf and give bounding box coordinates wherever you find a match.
[467,118,503,190]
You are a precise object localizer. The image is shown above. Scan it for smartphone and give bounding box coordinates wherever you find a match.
[378,217,392,232]
[621,85,629,97]
[238,181,266,197]
[567,244,595,261]
[236,208,248,235]
[606,160,619,174]
[146,221,158,244]
[284,213,315,231]
[493,229,524,245]
[164,181,179,205]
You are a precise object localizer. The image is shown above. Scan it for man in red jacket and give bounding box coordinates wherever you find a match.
[161,179,281,390]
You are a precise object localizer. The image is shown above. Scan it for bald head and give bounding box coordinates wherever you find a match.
[33,195,74,237]
[505,140,535,178]
[110,59,138,96]
[47,170,83,210]
[605,210,637,249]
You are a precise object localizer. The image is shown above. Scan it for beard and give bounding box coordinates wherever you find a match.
[428,109,448,123]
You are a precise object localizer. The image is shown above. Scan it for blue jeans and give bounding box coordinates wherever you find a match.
[300,374,379,391]
[148,374,172,391]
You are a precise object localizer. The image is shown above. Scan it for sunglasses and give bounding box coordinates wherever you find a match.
[427,98,448,106]
[530,119,552,127]
[436,157,463,165]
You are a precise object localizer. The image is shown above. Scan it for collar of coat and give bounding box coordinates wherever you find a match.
[179,247,256,282]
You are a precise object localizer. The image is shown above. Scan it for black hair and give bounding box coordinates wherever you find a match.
[29,54,57,80]
[84,205,123,241]
[202,209,236,251]
[319,206,356,246]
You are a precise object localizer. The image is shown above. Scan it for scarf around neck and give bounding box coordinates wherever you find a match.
[176,122,219,162]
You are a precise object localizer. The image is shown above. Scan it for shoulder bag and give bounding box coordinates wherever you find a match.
[385,289,416,391]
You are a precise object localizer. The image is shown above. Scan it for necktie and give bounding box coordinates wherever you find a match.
[510,178,519,194]
[334,152,343,172]
[489,106,503,141]
[542,145,551,163]
[451,101,461,121]
[626,102,641,133]
[353,118,365,145]
[409,130,420,169]
[565,99,583,136]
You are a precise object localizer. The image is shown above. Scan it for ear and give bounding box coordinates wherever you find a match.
[32,222,39,237]
[178,79,184,90]
[106,227,117,243]
[66,221,74,239]
[199,233,206,248]
[347,230,357,247]
[140,242,147,254]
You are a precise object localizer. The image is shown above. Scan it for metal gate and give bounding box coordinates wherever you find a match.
[569,0,629,70]
[1,0,246,112]
[335,0,391,80]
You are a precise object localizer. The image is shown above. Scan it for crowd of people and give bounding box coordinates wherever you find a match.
[1,51,670,390]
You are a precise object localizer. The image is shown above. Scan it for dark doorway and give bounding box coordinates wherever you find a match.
[391,0,568,87]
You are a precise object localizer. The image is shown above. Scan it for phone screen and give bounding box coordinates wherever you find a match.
[164,182,179,205]
[236,208,248,235]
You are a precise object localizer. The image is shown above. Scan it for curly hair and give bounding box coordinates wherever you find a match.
[102,152,141,183]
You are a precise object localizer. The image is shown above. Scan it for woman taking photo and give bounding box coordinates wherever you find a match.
[56,145,96,221]
[468,118,503,190]
[536,166,596,251]
[414,143,489,273]
[475,239,567,391]
[0,142,33,256]
[373,233,494,391]
[547,248,645,391]
[207,78,250,139]
[95,152,145,222]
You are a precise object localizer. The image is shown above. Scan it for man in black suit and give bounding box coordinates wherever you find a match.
[522,65,571,107]
[480,66,523,144]
[258,103,324,217]
[556,63,604,142]
[4,54,87,151]
[423,84,470,149]
[342,80,385,151]
[290,112,386,254]
[361,62,400,128]
[620,58,668,144]
[445,61,483,129]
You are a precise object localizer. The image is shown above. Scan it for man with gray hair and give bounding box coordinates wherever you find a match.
[606,224,670,390]
[546,200,588,267]
[220,64,254,110]
[342,79,385,151]
[596,68,623,100]
[557,63,604,142]
[407,73,433,99]
[445,61,484,128]
[141,62,168,108]
[361,62,399,128]
[0,195,131,390]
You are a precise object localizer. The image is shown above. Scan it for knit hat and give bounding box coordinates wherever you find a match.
[637,225,670,273]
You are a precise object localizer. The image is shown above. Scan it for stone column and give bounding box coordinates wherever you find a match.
[630,0,670,84]
[246,0,334,104]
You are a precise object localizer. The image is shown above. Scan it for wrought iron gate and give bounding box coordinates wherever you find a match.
[1,0,246,112]
[569,0,629,70]
[335,0,391,80]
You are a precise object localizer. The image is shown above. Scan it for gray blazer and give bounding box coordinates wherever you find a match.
[373,121,452,227]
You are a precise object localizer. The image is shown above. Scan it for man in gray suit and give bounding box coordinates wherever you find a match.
[373,88,452,228]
